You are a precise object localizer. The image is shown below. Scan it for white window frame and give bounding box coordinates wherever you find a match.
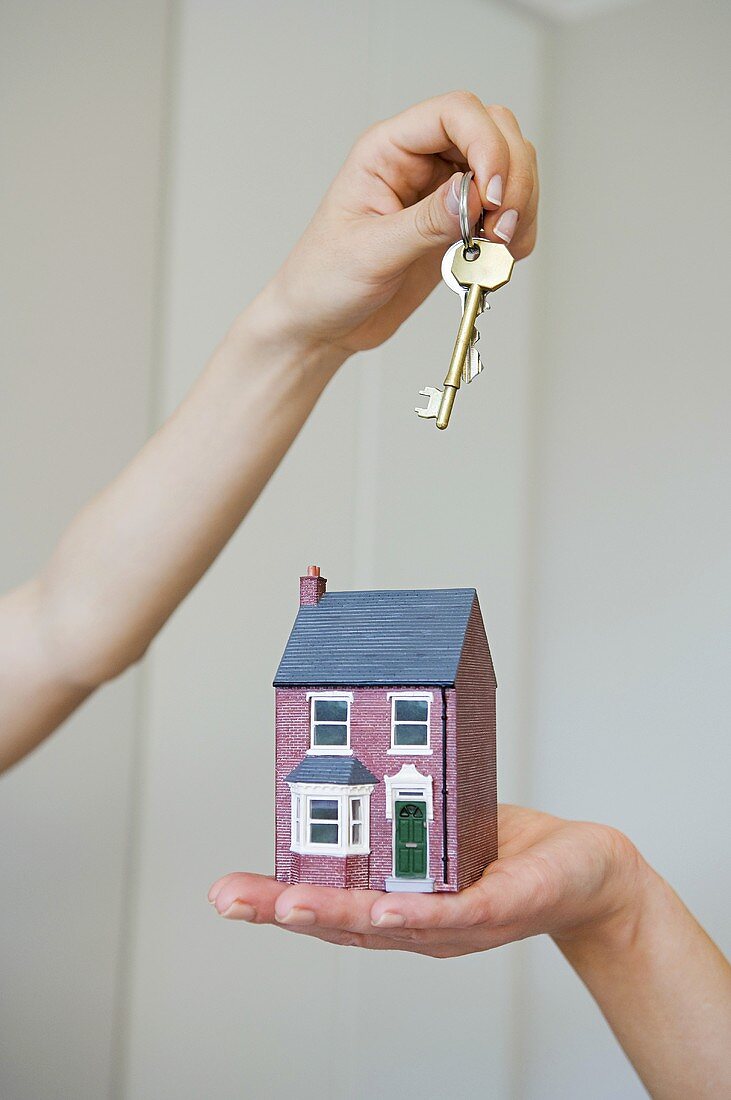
[349,795,364,848]
[307,795,341,847]
[387,691,433,755]
[291,792,303,849]
[288,782,373,856]
[306,691,353,755]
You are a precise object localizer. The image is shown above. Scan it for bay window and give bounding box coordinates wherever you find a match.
[288,784,372,855]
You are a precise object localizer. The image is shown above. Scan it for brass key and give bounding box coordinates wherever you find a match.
[416,237,515,430]
[437,239,514,429]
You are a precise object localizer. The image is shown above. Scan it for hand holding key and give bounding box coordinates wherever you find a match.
[248,93,538,367]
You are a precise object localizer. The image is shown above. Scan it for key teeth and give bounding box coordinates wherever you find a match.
[415,386,443,419]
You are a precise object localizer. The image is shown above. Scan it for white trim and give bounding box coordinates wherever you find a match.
[291,792,303,849]
[385,877,435,893]
[389,692,431,753]
[289,782,375,797]
[306,691,355,701]
[307,693,352,754]
[287,782,374,857]
[384,764,434,821]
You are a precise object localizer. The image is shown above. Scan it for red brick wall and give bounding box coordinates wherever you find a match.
[274,686,456,890]
[454,597,498,889]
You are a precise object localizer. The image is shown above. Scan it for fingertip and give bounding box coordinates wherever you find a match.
[211,871,283,920]
[371,894,426,928]
[208,873,234,904]
[484,173,503,209]
[219,900,257,922]
[371,910,406,929]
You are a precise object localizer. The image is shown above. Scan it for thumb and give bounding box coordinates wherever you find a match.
[377,172,483,275]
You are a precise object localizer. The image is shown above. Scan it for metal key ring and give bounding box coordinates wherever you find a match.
[459,170,485,257]
[459,170,474,249]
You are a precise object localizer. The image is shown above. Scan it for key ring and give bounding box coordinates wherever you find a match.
[459,170,484,257]
[459,170,474,249]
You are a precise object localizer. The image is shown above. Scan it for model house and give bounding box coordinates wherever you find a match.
[273,567,498,893]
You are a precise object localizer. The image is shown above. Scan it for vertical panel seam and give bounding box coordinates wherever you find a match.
[108,2,181,1096]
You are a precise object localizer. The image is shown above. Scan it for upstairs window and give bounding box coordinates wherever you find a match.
[310,696,350,750]
[391,696,430,751]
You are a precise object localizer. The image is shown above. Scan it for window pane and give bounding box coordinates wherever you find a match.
[394,722,428,746]
[310,822,338,844]
[314,699,348,722]
[310,799,338,820]
[314,723,347,746]
[395,698,428,722]
[350,798,362,822]
[351,822,362,845]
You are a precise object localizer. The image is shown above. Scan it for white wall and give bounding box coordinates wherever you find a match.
[1,2,729,1099]
[0,2,168,1098]
[122,2,546,1098]
[521,0,731,1095]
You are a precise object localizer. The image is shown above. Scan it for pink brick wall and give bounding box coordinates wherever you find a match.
[454,598,498,889]
[275,685,457,891]
[287,853,369,888]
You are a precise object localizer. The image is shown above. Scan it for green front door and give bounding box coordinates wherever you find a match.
[394,801,427,879]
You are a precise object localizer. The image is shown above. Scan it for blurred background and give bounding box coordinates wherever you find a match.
[1,0,729,1097]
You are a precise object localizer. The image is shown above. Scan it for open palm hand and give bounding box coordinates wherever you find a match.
[209,805,646,958]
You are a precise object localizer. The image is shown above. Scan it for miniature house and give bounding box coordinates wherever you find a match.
[273,567,497,893]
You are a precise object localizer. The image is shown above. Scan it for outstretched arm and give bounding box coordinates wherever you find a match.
[210,805,731,1100]
[0,93,539,771]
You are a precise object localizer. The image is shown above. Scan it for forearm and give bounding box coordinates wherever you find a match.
[556,866,731,1099]
[0,291,344,769]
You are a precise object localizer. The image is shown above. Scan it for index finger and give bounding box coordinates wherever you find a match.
[362,91,510,208]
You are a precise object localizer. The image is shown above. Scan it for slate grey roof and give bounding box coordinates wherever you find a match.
[274,588,477,687]
[285,755,378,786]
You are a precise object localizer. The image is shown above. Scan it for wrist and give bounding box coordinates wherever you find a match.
[556,844,665,968]
[226,280,349,388]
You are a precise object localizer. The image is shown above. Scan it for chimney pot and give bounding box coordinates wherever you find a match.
[300,566,326,606]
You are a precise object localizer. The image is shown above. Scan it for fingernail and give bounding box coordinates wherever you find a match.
[445,175,460,216]
[485,174,503,206]
[275,906,316,926]
[494,209,518,243]
[219,900,256,921]
[372,911,406,929]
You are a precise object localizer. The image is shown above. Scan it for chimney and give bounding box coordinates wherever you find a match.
[300,564,326,606]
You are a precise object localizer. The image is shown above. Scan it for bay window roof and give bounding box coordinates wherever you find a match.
[285,755,377,786]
